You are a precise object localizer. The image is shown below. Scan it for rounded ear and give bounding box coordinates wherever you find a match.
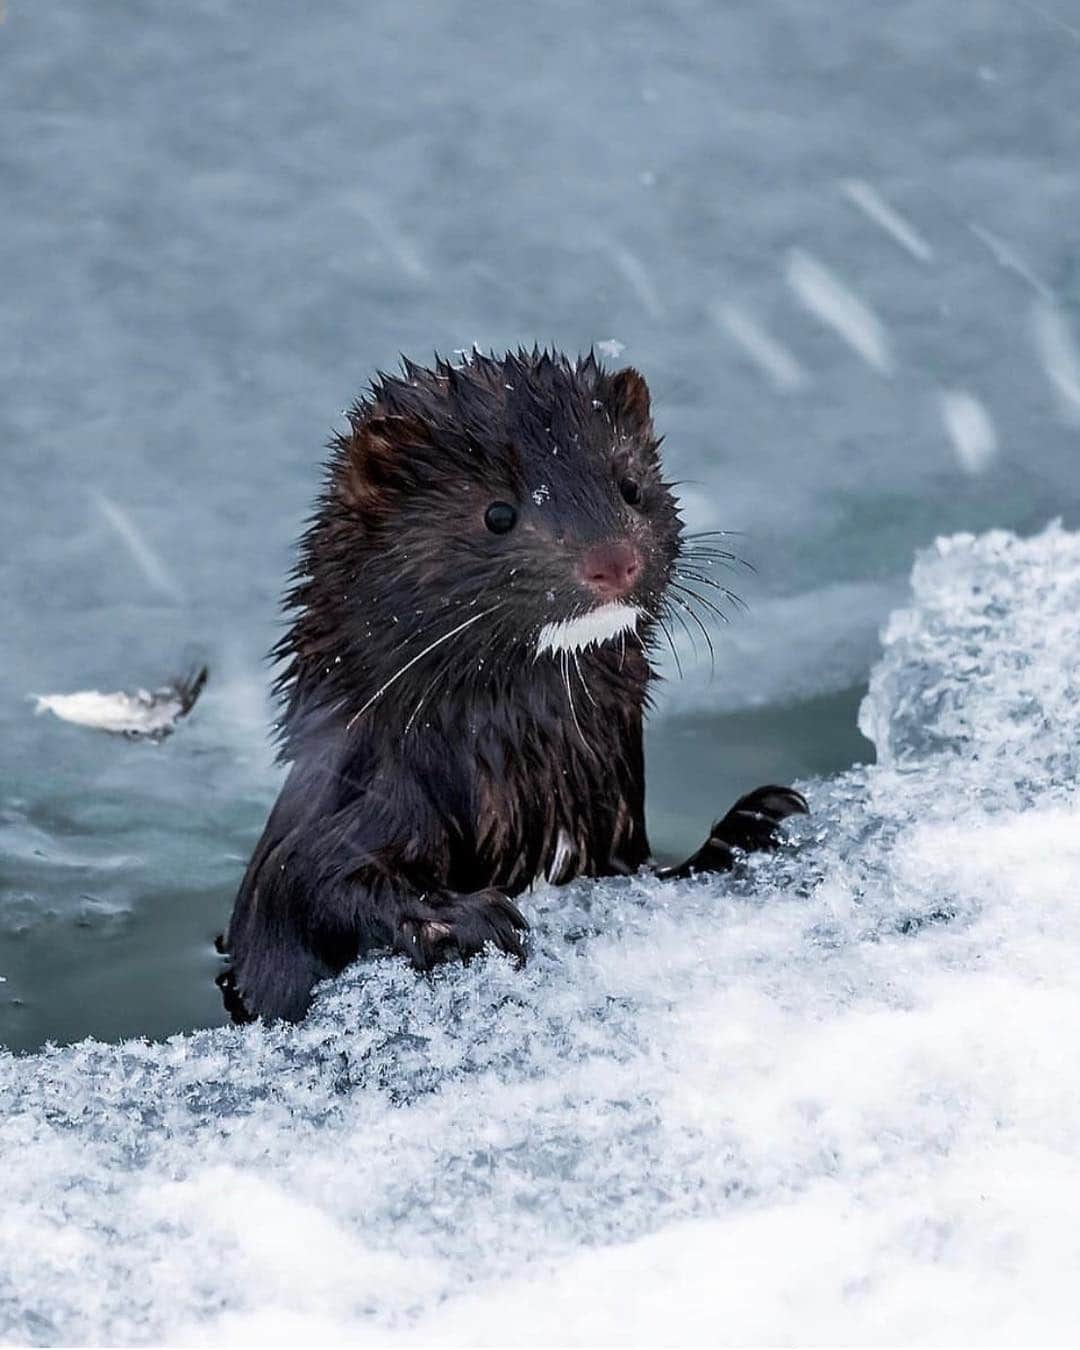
[338,414,434,513]
[605,366,653,435]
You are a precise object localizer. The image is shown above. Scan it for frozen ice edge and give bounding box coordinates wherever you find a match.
[3,524,1080,1347]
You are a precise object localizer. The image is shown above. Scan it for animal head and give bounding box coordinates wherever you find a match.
[332,349,680,654]
[278,348,741,742]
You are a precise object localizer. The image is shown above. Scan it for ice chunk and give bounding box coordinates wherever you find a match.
[3,526,1080,1345]
[859,522,1080,786]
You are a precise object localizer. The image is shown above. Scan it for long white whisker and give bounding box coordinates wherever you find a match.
[571,650,597,707]
[347,607,495,730]
[665,602,698,665]
[404,657,451,735]
[655,610,685,677]
[562,651,589,750]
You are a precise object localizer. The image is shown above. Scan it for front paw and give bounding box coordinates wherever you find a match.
[708,784,808,855]
[394,889,529,972]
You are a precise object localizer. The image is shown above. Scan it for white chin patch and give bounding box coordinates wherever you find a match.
[536,602,641,657]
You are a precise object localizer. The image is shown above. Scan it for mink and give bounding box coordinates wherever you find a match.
[218,349,806,1022]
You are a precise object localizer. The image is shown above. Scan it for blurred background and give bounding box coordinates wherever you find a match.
[3,0,1079,1050]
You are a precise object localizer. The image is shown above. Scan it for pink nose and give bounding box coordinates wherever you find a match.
[577,540,642,601]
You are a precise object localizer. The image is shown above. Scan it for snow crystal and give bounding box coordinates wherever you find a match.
[713,302,809,393]
[93,492,185,604]
[346,193,429,282]
[939,389,998,474]
[840,179,934,264]
[786,248,894,375]
[3,523,1080,1346]
[968,223,1052,300]
[596,338,626,360]
[1031,298,1080,420]
[598,239,664,320]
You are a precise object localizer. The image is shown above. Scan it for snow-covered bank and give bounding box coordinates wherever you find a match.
[2,524,1079,1347]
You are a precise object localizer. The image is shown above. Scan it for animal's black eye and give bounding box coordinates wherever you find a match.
[484,501,518,534]
[619,477,642,506]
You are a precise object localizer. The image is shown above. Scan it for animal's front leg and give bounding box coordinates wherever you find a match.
[657,785,808,880]
[392,888,529,970]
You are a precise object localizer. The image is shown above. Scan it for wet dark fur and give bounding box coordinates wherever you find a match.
[219,349,806,1023]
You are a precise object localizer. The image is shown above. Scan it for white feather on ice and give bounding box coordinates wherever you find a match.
[32,669,206,739]
[32,689,183,737]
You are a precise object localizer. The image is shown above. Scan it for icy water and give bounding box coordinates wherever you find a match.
[3,1,1080,1341]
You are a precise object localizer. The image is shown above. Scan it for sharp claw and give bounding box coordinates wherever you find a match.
[731,808,772,825]
[397,919,430,971]
[748,785,809,817]
[498,897,529,930]
[705,830,738,851]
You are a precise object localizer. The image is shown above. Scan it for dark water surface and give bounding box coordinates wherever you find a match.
[3,0,1080,1052]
